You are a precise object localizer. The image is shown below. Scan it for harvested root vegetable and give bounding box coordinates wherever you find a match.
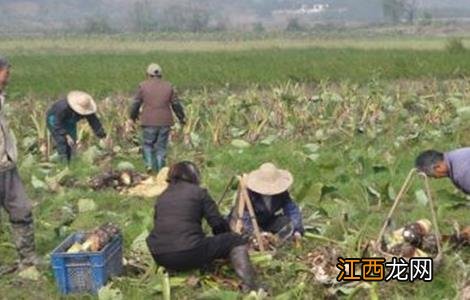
[125,167,169,198]
[89,170,147,191]
[462,226,470,238]
[120,172,132,186]
[388,228,405,247]
[443,225,470,248]
[389,243,428,258]
[387,223,469,257]
[249,232,278,252]
[82,234,101,252]
[66,242,83,253]
[420,234,439,255]
[66,223,121,253]
[385,219,433,249]
[383,219,438,259]
[402,219,432,247]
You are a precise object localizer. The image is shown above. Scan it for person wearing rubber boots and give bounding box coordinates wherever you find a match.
[146,161,259,292]
[0,57,38,272]
[127,63,186,173]
[46,91,107,162]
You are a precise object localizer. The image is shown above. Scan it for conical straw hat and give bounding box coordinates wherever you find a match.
[67,91,97,115]
[246,163,293,195]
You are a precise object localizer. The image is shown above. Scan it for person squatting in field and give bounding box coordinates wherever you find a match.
[127,63,186,173]
[230,163,304,244]
[146,161,260,292]
[416,148,470,194]
[46,91,107,162]
[0,57,39,271]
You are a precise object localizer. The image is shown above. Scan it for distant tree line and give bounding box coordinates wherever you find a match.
[0,0,468,34]
[382,0,418,24]
[130,0,213,33]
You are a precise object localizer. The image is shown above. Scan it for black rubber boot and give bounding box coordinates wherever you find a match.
[229,245,257,292]
[11,222,39,269]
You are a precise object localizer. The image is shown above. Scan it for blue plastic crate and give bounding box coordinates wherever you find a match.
[51,232,123,294]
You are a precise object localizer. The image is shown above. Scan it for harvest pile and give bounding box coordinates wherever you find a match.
[67,223,120,253]
[89,170,147,191]
[383,219,438,258]
[125,167,169,198]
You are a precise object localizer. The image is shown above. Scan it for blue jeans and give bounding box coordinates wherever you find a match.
[142,126,171,171]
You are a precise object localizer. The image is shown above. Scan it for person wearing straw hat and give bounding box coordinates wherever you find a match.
[47,91,107,162]
[0,57,39,272]
[416,148,470,194]
[127,63,186,173]
[232,163,304,242]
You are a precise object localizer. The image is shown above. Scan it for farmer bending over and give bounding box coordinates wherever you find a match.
[0,57,38,271]
[46,91,107,162]
[416,148,470,194]
[231,163,304,243]
[146,161,259,292]
[127,63,185,173]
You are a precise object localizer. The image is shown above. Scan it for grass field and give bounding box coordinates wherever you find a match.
[4,49,470,98]
[0,36,469,299]
[0,35,469,98]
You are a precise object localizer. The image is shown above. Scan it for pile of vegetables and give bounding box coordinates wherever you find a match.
[67,223,121,253]
[383,219,437,257]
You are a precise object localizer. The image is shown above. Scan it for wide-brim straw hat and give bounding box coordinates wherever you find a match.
[246,163,293,195]
[67,91,97,115]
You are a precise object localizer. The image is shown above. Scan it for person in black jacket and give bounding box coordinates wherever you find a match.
[146,161,258,291]
[46,91,107,162]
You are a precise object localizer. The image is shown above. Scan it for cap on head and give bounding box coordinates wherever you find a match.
[415,150,444,176]
[0,57,10,70]
[66,91,97,116]
[147,63,162,77]
[246,162,293,195]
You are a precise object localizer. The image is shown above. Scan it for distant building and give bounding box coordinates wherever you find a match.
[273,4,329,16]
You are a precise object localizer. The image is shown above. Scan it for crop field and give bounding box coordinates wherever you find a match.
[1,36,470,97]
[0,36,469,299]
